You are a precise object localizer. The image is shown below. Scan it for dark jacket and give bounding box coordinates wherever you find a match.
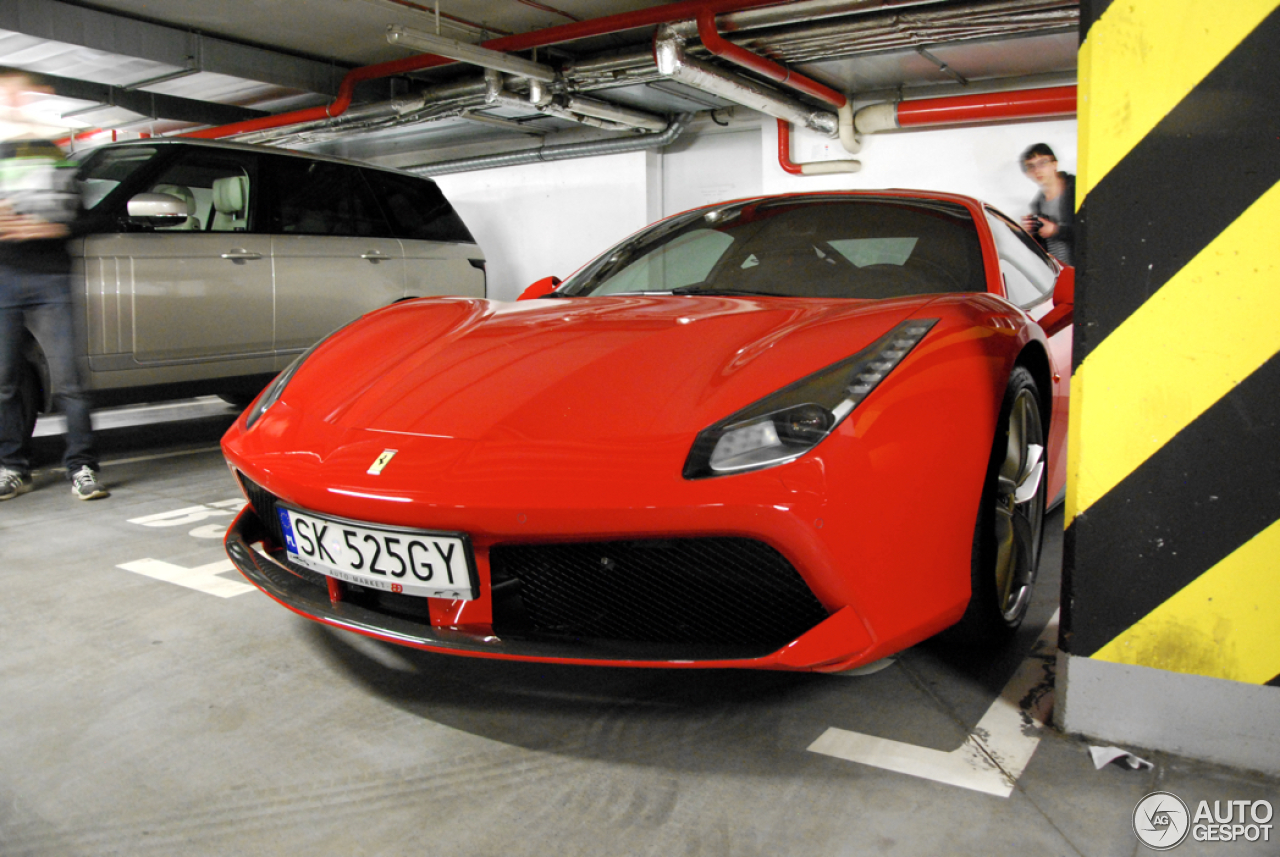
[1030,171,1075,266]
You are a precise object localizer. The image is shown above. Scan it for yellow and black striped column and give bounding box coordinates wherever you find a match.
[1059,0,1280,770]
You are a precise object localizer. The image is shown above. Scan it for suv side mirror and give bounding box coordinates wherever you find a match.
[126,192,191,226]
[518,275,561,301]
[1039,265,1074,338]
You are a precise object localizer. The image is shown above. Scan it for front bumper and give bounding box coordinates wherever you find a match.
[225,504,879,670]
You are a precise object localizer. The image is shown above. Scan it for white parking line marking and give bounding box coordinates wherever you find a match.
[127,499,245,528]
[188,524,231,539]
[807,611,1058,798]
[116,558,254,599]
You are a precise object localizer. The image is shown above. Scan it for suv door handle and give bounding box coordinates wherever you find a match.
[360,251,391,262]
[220,249,263,261]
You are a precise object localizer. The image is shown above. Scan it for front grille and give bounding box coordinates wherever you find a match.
[238,473,286,547]
[236,473,330,589]
[490,538,829,654]
[238,473,831,659]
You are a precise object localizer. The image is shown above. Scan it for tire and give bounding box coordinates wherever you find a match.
[952,366,1047,643]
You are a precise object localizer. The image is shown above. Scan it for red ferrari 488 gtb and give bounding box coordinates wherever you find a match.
[221,190,1074,672]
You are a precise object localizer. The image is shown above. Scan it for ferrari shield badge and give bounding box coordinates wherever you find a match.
[367,449,398,475]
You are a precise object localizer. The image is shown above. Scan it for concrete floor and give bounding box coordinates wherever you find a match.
[2,402,1277,856]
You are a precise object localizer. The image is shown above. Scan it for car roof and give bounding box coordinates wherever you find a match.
[76,136,438,183]
[667,189,992,223]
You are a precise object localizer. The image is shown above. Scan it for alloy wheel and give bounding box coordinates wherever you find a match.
[992,387,1045,623]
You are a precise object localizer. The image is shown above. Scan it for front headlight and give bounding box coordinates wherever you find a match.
[243,344,319,430]
[683,319,937,478]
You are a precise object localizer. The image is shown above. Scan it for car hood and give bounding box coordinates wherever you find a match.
[292,295,940,444]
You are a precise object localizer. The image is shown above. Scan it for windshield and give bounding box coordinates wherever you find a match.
[559,196,986,299]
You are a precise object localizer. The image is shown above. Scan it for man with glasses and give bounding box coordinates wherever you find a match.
[1019,143,1075,267]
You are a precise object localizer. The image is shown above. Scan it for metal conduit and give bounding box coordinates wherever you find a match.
[654,26,839,137]
[565,0,1075,87]
[408,113,693,176]
[738,0,1078,64]
[231,80,488,145]
[713,0,953,32]
[174,0,784,141]
[695,7,847,108]
[485,71,667,133]
[214,0,1074,156]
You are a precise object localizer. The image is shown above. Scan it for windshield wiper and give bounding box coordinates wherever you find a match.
[669,286,783,297]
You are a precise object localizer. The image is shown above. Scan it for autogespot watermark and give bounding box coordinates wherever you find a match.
[1133,791,1274,850]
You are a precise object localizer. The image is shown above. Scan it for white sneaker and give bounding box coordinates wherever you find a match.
[0,468,33,501]
[70,466,109,500]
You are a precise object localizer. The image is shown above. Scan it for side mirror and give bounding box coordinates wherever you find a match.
[1039,265,1074,338]
[126,192,191,225]
[1052,264,1074,306]
[518,275,561,301]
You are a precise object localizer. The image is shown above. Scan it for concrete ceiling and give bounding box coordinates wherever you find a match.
[0,0,1079,163]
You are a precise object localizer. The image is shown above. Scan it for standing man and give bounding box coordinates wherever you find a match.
[0,67,107,501]
[1019,143,1075,267]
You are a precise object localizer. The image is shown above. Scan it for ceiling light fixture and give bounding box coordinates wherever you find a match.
[386,25,556,82]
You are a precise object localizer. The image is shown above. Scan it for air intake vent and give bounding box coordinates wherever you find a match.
[490,538,828,654]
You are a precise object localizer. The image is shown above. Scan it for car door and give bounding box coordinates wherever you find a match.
[80,148,273,381]
[361,168,486,299]
[264,155,404,362]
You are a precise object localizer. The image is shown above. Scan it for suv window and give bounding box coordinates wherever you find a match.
[144,151,258,233]
[362,169,476,243]
[265,157,391,237]
[984,208,1057,308]
[77,145,161,210]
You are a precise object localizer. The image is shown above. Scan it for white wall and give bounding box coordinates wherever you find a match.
[434,117,1077,302]
[433,150,651,301]
[764,118,1078,221]
[659,127,763,218]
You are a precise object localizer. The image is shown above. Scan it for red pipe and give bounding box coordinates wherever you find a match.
[58,127,126,147]
[178,0,789,140]
[776,119,803,174]
[778,87,1077,177]
[697,8,847,109]
[894,85,1076,127]
[180,57,428,139]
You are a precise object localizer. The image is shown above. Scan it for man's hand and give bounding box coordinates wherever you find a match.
[0,202,70,241]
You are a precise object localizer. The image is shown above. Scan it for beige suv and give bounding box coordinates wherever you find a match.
[17,138,485,427]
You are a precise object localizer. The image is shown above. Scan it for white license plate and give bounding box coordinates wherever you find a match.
[277,506,475,600]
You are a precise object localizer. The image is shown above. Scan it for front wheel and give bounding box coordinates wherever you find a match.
[952,366,1047,642]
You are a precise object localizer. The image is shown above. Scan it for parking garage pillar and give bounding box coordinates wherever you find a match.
[1057,0,1280,774]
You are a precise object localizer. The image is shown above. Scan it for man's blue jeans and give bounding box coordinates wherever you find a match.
[0,264,96,475]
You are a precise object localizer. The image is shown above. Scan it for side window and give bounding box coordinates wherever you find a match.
[76,145,162,211]
[362,169,475,243]
[144,152,259,233]
[984,208,1057,307]
[266,158,391,238]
